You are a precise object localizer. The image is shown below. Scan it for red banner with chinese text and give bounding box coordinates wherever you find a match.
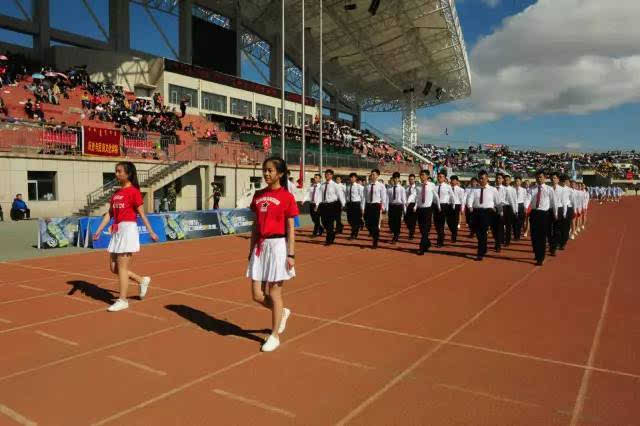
[83,126,121,157]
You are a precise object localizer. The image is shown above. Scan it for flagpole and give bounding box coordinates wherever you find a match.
[281,0,286,158]
[301,0,306,187]
[318,0,323,175]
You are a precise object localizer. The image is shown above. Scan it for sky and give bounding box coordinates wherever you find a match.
[1,0,639,152]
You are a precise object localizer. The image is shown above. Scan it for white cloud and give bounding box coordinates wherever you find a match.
[421,0,640,134]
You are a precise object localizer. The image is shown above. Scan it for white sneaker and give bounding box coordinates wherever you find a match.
[570,234,575,240]
[107,299,129,312]
[261,335,280,352]
[140,276,151,299]
[278,308,291,334]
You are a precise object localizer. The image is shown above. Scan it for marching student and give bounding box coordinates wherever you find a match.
[548,172,564,256]
[361,169,387,249]
[492,173,507,252]
[558,175,574,250]
[570,180,581,240]
[523,180,532,238]
[335,176,346,234]
[303,175,324,237]
[346,172,364,240]
[580,182,590,231]
[92,161,157,312]
[466,170,500,261]
[434,171,455,247]
[414,169,440,255]
[529,170,557,266]
[502,174,518,247]
[404,174,418,240]
[513,176,528,241]
[464,177,479,237]
[247,156,298,352]
[318,169,346,246]
[450,175,465,243]
[386,172,406,244]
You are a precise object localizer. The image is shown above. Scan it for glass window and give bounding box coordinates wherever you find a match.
[230,98,252,116]
[27,171,56,201]
[256,103,275,121]
[277,109,295,126]
[168,84,198,108]
[249,176,262,189]
[201,92,227,113]
[296,113,313,126]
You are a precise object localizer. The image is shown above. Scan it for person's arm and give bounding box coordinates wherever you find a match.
[92,211,112,240]
[137,205,158,241]
[286,217,295,271]
[433,186,441,211]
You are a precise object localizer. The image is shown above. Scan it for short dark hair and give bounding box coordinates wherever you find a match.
[560,174,569,182]
[503,174,511,179]
[349,172,358,178]
[535,170,545,177]
[392,172,400,179]
[371,169,380,175]
[515,176,522,181]
[408,173,415,178]
[496,173,504,179]
[437,170,447,177]
[325,169,334,175]
[550,171,559,178]
[450,175,459,182]
[478,170,488,178]
[314,173,321,178]
[470,177,478,183]
[420,169,430,176]
[16,193,22,197]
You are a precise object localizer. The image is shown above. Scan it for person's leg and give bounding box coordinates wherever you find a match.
[335,203,343,234]
[417,208,427,253]
[267,282,284,336]
[371,205,381,247]
[449,205,460,242]
[434,208,445,246]
[476,210,489,258]
[25,208,30,219]
[491,211,502,251]
[346,202,355,237]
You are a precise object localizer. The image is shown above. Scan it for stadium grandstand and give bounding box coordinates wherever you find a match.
[0,0,638,220]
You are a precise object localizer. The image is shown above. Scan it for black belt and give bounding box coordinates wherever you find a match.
[264,234,286,239]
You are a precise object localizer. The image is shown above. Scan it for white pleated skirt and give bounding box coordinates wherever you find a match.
[107,221,140,254]
[246,237,295,282]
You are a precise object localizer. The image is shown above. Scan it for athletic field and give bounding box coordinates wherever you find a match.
[0,200,637,425]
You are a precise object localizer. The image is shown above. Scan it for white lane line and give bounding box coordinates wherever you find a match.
[300,351,375,370]
[107,355,167,376]
[212,389,296,418]
[569,229,626,426]
[34,330,79,346]
[335,266,538,426]
[434,383,541,408]
[0,318,12,324]
[17,284,45,292]
[0,403,38,426]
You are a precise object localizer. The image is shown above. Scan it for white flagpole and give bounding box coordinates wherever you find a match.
[319,0,323,175]
[281,0,286,158]
[301,0,306,185]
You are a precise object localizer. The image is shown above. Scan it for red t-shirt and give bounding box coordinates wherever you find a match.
[110,186,143,224]
[250,187,298,237]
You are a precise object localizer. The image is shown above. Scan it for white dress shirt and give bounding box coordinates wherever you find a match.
[415,181,441,210]
[515,186,528,204]
[452,185,465,206]
[504,185,518,213]
[436,182,455,205]
[386,184,407,212]
[467,184,500,210]
[346,183,364,203]
[362,181,388,211]
[529,183,556,213]
[550,185,565,216]
[406,184,418,205]
[304,183,321,206]
[318,180,346,206]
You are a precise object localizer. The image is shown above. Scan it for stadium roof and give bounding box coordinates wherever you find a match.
[199,0,471,112]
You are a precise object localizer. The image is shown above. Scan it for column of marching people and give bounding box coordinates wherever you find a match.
[304,168,594,266]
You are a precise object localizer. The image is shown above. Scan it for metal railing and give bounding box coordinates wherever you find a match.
[0,119,80,155]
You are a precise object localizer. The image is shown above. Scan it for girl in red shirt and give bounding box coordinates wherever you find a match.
[247,157,298,352]
[93,162,158,312]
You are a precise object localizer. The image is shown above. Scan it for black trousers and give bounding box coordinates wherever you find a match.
[336,205,344,233]
[490,209,504,250]
[310,206,323,236]
[388,204,404,237]
[434,204,451,245]
[10,208,30,220]
[560,207,573,248]
[502,205,515,245]
[364,203,382,243]
[416,207,433,251]
[513,203,525,240]
[346,202,363,237]
[529,210,549,262]
[319,201,341,243]
[474,208,494,258]
[466,207,476,236]
[404,203,417,238]
[548,209,562,254]
[449,205,461,242]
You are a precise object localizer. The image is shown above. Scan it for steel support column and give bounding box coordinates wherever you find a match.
[33,0,50,62]
[269,33,283,90]
[233,2,242,77]
[179,0,193,63]
[402,92,418,148]
[109,0,130,52]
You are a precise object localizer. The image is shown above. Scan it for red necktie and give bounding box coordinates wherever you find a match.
[536,185,542,208]
[370,183,374,201]
[480,187,484,204]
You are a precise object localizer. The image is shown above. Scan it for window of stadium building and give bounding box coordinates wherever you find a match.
[201,92,227,113]
[256,104,275,121]
[27,171,56,201]
[230,98,252,117]
[278,109,296,126]
[168,85,198,108]
[250,176,262,189]
[296,113,312,127]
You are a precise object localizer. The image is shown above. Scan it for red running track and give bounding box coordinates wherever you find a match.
[0,200,638,425]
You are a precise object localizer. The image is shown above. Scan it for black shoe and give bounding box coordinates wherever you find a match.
[417,249,425,256]
[559,246,565,251]
[536,260,544,266]
[475,256,483,261]
[550,251,556,257]
[372,240,378,249]
[348,236,354,241]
